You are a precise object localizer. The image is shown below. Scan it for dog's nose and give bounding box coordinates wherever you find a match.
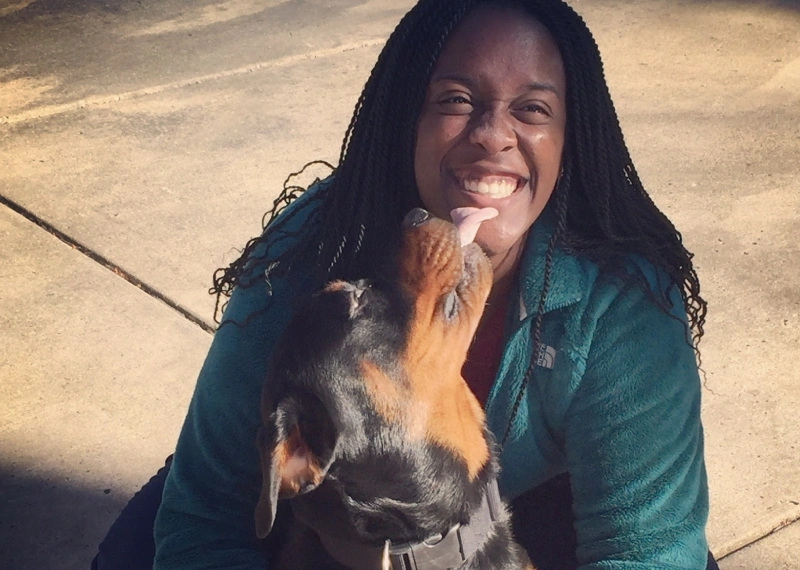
[403,208,433,228]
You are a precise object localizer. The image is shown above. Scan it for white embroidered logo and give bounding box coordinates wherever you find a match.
[536,344,557,369]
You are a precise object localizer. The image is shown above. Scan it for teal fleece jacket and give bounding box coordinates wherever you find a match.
[154,187,710,569]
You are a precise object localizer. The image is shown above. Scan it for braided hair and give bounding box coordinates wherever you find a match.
[211,0,707,356]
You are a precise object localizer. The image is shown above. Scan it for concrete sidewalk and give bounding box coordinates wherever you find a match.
[1,0,798,568]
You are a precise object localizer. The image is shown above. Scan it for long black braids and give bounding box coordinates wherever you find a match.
[210,0,707,362]
[530,0,707,344]
[502,165,572,447]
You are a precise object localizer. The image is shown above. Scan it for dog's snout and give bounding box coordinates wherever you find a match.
[403,208,433,228]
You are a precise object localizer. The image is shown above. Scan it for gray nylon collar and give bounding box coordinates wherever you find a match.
[387,476,502,570]
[321,477,503,570]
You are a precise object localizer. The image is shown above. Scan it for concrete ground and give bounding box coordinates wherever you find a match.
[0,0,797,568]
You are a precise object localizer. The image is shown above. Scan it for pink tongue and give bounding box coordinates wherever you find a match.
[451,207,499,246]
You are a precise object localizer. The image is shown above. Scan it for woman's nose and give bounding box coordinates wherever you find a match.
[468,109,516,154]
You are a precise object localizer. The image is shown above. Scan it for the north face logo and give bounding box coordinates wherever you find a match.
[536,344,557,369]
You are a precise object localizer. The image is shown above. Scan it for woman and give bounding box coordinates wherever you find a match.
[94,0,716,568]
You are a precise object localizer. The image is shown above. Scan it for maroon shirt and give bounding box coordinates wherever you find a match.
[461,304,507,406]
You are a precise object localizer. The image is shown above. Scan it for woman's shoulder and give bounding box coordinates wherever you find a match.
[578,252,687,330]
[215,177,333,328]
[244,177,332,270]
[520,213,680,321]
[519,222,691,372]
[556,250,689,353]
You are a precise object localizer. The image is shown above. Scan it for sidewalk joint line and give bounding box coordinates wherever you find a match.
[716,503,800,560]
[0,39,386,125]
[0,192,216,334]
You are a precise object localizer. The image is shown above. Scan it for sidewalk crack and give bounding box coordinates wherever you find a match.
[716,503,800,560]
[0,192,216,334]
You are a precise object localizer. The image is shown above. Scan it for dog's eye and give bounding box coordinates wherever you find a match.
[342,282,370,319]
[442,291,458,321]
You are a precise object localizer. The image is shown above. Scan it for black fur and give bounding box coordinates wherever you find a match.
[258,276,530,569]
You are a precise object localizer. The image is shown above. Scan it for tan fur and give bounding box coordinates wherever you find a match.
[275,426,325,497]
[360,359,402,422]
[360,219,494,480]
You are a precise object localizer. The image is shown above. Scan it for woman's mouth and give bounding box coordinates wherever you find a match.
[458,174,524,199]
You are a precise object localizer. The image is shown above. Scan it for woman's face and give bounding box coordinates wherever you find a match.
[415,5,567,274]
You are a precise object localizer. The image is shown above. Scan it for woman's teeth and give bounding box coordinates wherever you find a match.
[463,178,517,198]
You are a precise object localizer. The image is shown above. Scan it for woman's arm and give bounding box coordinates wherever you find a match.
[154,276,296,570]
[154,189,323,570]
[565,284,710,569]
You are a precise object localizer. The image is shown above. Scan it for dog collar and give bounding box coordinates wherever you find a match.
[385,476,502,570]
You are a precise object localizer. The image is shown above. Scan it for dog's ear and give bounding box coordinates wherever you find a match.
[254,395,337,538]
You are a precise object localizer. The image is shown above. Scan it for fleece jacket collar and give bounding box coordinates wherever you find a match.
[517,208,585,320]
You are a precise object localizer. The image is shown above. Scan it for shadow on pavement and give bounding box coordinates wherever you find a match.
[4,0,216,17]
[689,0,800,9]
[3,0,800,19]
[0,464,128,570]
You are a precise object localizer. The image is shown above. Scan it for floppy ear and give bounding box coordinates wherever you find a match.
[254,396,337,539]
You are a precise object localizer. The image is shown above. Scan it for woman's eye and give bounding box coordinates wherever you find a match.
[516,102,551,119]
[438,95,473,114]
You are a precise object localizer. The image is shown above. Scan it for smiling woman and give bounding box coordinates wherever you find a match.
[93,1,716,569]
[415,5,567,311]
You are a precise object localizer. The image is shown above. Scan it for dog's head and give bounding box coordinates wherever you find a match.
[255,208,495,546]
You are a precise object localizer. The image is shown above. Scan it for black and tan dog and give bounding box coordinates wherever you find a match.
[254,208,534,570]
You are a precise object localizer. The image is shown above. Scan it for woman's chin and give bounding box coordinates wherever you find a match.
[473,237,507,265]
[473,228,528,273]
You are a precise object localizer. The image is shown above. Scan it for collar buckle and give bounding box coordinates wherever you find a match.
[388,525,465,570]
[386,477,502,570]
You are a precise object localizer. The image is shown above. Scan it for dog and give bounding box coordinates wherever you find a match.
[253,208,534,570]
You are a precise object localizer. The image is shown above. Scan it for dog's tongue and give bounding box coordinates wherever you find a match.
[451,207,499,246]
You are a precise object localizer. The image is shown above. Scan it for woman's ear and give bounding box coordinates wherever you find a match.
[254,396,337,538]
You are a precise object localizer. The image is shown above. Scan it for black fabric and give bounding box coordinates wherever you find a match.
[91,463,719,570]
[91,456,172,570]
[510,473,720,570]
[511,473,579,570]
